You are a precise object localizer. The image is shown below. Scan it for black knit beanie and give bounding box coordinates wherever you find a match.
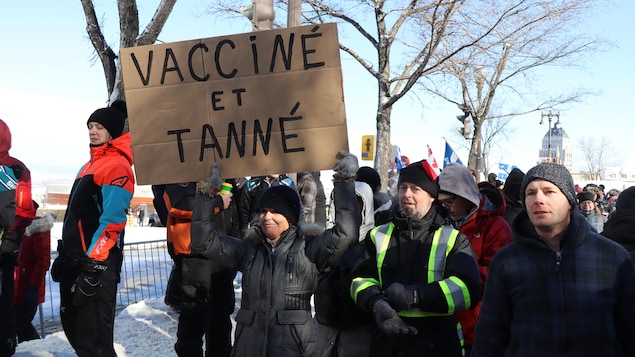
[356,166,381,193]
[256,185,301,226]
[616,186,635,212]
[87,107,126,139]
[502,168,525,202]
[520,163,577,207]
[577,191,595,204]
[397,160,439,199]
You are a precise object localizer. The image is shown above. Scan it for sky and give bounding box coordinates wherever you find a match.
[1,1,634,192]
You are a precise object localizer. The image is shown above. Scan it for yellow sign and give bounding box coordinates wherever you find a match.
[361,135,374,161]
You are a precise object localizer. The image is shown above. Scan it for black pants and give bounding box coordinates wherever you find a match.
[0,261,16,357]
[60,266,119,357]
[15,304,39,342]
[175,256,236,357]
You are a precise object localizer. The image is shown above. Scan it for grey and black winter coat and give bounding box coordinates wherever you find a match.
[190,180,360,357]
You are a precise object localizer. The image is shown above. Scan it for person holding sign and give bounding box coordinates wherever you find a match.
[190,151,360,357]
[51,103,134,357]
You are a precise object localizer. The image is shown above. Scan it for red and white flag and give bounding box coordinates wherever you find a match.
[423,145,441,180]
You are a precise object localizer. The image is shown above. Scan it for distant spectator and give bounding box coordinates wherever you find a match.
[578,191,604,233]
[356,166,396,225]
[602,186,635,260]
[501,168,525,226]
[487,173,503,189]
[13,203,52,343]
[297,171,327,227]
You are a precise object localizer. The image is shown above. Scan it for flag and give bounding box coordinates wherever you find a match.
[556,147,562,165]
[394,146,406,169]
[498,163,518,180]
[423,145,441,180]
[443,140,463,168]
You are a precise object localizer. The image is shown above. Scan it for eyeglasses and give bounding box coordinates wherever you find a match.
[438,197,456,208]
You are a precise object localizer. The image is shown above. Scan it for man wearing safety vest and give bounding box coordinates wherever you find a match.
[350,160,481,356]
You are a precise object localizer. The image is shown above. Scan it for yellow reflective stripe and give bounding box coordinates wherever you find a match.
[428,225,458,282]
[350,277,379,303]
[398,310,453,317]
[427,227,442,282]
[439,276,471,312]
[372,223,393,287]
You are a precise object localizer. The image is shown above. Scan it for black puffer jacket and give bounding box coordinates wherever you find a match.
[191,180,359,357]
[602,209,635,261]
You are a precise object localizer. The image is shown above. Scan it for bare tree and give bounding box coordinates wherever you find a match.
[205,0,606,187]
[578,136,615,180]
[80,0,177,103]
[422,0,607,179]
[293,0,506,189]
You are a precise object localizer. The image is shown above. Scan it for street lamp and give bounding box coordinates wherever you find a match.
[540,111,560,162]
[473,66,488,182]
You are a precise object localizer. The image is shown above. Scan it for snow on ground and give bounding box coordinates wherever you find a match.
[15,297,180,356]
[15,224,182,356]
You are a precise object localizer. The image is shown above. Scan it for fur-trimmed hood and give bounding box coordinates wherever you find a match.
[25,214,55,236]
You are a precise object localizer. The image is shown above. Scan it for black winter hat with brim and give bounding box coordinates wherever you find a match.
[398,160,439,199]
[520,163,577,207]
[256,185,301,226]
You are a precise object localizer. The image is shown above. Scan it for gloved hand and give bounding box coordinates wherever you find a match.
[372,299,418,335]
[0,236,19,265]
[71,259,108,307]
[10,164,24,180]
[333,150,359,180]
[24,284,39,306]
[197,163,223,196]
[385,282,418,310]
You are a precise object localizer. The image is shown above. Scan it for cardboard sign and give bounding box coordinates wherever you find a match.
[120,23,348,185]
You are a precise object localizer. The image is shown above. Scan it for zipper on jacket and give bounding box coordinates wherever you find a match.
[287,255,295,285]
[555,251,562,271]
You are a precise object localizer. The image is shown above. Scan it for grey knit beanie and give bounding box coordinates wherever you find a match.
[520,163,577,207]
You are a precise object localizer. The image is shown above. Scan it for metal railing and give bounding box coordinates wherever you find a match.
[38,239,172,335]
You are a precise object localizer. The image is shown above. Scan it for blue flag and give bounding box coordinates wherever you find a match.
[498,163,518,180]
[443,141,463,168]
[394,146,406,169]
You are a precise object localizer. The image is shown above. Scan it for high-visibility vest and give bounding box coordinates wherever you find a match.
[351,223,471,318]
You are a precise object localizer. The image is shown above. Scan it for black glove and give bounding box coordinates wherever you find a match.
[385,282,418,310]
[333,150,359,180]
[197,163,223,196]
[24,284,39,306]
[71,259,108,307]
[372,299,418,335]
[0,236,19,265]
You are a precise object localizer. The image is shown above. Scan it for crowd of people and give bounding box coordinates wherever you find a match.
[1,107,635,357]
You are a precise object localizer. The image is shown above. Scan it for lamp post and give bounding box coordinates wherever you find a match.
[540,111,560,162]
[473,66,487,182]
